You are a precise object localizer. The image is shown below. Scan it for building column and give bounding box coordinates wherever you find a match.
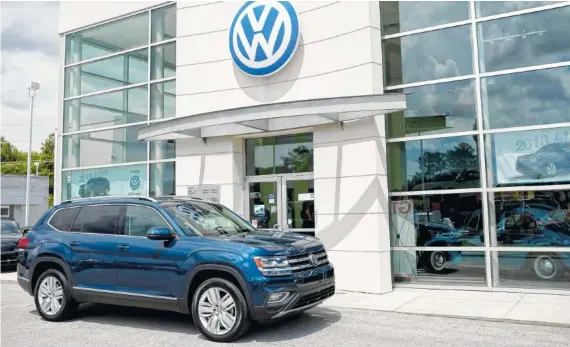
[313,116,393,294]
[151,10,167,196]
[174,137,244,215]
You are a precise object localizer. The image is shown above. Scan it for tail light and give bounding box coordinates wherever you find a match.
[17,238,31,249]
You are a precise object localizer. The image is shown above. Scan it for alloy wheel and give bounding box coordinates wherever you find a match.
[534,255,556,280]
[38,276,64,316]
[545,163,557,177]
[430,252,446,271]
[198,287,237,335]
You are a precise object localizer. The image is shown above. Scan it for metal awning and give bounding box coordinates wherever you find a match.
[137,93,406,141]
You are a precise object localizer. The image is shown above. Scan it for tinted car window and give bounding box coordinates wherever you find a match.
[49,208,81,231]
[122,206,171,237]
[70,205,121,234]
[1,220,20,234]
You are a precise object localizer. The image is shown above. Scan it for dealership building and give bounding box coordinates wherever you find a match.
[55,1,570,295]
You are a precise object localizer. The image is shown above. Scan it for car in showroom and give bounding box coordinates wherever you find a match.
[15,196,335,342]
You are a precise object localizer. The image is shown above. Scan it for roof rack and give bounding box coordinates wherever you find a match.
[155,195,204,201]
[60,195,158,204]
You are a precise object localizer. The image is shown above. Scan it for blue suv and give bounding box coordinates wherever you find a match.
[16,196,335,342]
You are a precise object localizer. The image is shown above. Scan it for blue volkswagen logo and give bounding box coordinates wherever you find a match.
[229,1,300,77]
[130,175,140,190]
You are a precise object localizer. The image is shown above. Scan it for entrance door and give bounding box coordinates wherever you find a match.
[245,174,314,234]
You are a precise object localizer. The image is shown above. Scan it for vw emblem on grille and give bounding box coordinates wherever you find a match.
[308,253,318,266]
[229,1,300,76]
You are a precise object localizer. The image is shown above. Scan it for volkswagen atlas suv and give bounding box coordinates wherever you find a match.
[16,196,335,342]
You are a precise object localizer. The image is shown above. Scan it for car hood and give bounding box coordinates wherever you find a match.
[204,230,322,252]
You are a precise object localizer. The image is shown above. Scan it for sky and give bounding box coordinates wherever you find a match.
[1,1,60,152]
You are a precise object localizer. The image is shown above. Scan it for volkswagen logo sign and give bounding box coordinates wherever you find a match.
[308,253,318,266]
[229,1,300,77]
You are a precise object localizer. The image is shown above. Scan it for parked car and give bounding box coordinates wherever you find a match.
[1,218,23,268]
[516,142,570,178]
[414,222,462,274]
[15,196,335,342]
[78,177,110,197]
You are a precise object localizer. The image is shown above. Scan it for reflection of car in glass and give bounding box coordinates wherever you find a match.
[78,177,110,197]
[516,142,570,178]
[16,196,334,342]
[1,218,23,268]
[415,222,462,274]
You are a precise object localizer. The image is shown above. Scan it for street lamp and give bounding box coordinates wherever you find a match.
[25,81,40,227]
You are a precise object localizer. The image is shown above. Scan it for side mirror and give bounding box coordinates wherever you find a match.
[22,227,31,236]
[146,227,174,241]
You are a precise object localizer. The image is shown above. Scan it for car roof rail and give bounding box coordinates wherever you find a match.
[60,195,158,204]
[156,195,204,201]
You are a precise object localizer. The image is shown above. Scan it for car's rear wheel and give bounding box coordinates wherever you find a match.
[544,163,558,177]
[427,251,448,274]
[191,278,250,342]
[34,269,78,321]
[532,254,562,280]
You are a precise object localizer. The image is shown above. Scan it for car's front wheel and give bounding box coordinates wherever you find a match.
[191,278,250,342]
[34,269,78,321]
[532,254,562,280]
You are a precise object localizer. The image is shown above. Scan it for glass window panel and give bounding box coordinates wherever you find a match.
[248,182,278,229]
[150,162,175,197]
[151,42,176,80]
[151,5,177,43]
[150,80,176,120]
[388,135,481,192]
[494,251,570,290]
[123,206,171,237]
[485,127,570,187]
[245,134,314,176]
[482,67,570,130]
[64,49,148,98]
[392,250,487,286]
[387,80,477,138]
[65,13,149,64]
[488,189,570,248]
[476,1,561,17]
[478,7,570,73]
[381,1,469,35]
[63,86,148,132]
[150,140,175,160]
[384,25,473,86]
[286,180,315,230]
[390,194,484,247]
[70,205,121,234]
[61,164,147,200]
[62,126,147,168]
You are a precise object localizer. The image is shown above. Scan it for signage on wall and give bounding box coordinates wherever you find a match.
[187,184,221,203]
[229,1,300,77]
[65,165,147,200]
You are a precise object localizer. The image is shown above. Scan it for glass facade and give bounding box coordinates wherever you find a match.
[384,2,570,290]
[60,4,176,200]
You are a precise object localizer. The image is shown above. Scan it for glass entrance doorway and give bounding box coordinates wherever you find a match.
[246,174,314,234]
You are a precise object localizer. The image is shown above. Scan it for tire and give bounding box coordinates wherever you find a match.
[426,251,448,274]
[34,269,78,321]
[191,278,251,343]
[544,162,558,177]
[531,254,562,280]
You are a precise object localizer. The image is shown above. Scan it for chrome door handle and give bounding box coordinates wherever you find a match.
[118,245,130,251]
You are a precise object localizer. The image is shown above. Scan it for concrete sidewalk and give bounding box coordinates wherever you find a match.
[322,288,570,327]
[3,270,569,326]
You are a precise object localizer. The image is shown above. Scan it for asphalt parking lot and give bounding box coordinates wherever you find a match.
[2,281,570,347]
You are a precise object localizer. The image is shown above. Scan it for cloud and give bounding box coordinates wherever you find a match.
[1,1,60,151]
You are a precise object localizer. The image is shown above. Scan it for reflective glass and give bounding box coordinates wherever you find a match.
[65,13,149,64]
[485,127,570,187]
[388,135,480,192]
[476,1,561,17]
[286,180,315,230]
[150,140,175,160]
[482,67,570,130]
[380,1,469,35]
[246,134,313,176]
[387,79,477,138]
[150,80,176,120]
[392,250,487,286]
[64,49,148,97]
[390,194,484,247]
[150,162,175,197]
[62,126,147,168]
[384,25,473,86]
[151,42,176,80]
[478,7,570,73]
[63,86,148,132]
[488,189,570,247]
[151,5,176,43]
[61,164,147,200]
[495,251,570,290]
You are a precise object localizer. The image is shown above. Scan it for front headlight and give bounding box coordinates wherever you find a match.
[253,256,292,276]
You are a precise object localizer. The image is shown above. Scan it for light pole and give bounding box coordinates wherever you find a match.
[25,81,40,226]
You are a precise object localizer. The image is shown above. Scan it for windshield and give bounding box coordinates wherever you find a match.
[164,201,255,236]
[1,220,21,234]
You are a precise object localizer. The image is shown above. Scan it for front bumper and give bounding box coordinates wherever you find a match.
[251,264,335,321]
